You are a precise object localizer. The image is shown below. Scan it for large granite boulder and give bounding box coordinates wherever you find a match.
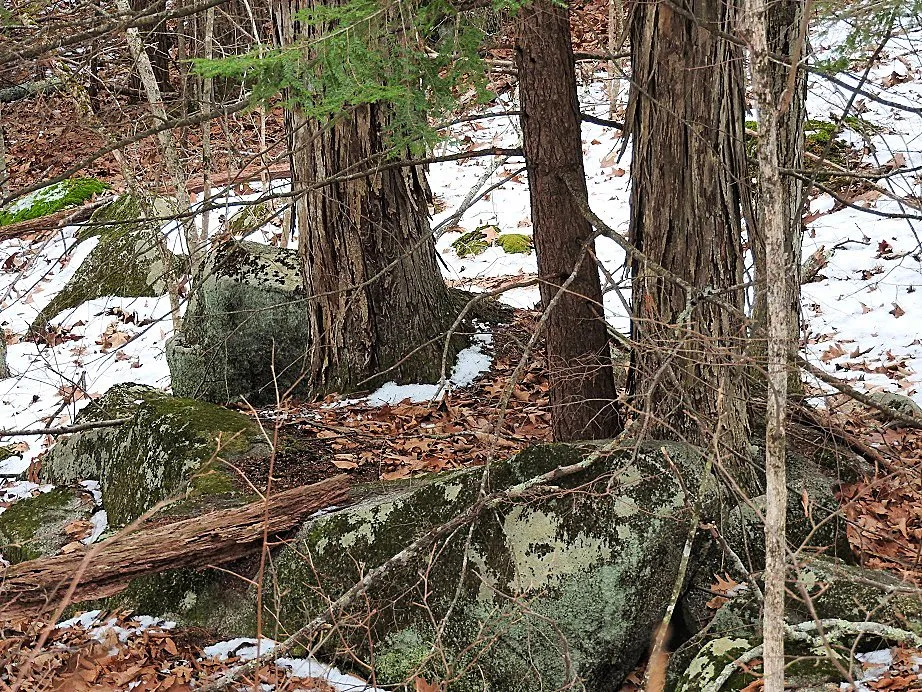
[30,194,180,332]
[40,383,269,525]
[264,441,721,691]
[166,240,311,405]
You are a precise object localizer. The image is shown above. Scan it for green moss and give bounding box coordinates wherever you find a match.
[189,464,238,496]
[0,178,109,227]
[804,119,850,167]
[495,233,532,254]
[375,629,435,684]
[41,383,268,525]
[842,115,883,136]
[0,488,93,564]
[451,228,489,258]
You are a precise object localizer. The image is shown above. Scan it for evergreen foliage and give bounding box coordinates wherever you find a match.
[194,0,497,153]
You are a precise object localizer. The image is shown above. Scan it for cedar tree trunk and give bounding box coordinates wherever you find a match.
[274,0,459,395]
[626,0,753,469]
[516,0,623,441]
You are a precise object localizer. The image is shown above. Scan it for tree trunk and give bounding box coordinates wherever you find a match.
[273,0,461,395]
[128,0,173,97]
[625,0,753,467]
[750,0,807,395]
[515,0,623,442]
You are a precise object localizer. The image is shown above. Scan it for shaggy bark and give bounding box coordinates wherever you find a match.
[625,0,752,467]
[273,0,461,395]
[516,0,623,441]
[0,477,349,618]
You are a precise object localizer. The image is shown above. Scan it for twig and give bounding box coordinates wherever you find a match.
[0,418,130,438]
[798,356,922,430]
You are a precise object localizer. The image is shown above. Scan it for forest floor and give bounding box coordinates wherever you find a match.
[3,5,922,691]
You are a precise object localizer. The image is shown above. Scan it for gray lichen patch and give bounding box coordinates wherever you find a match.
[0,487,95,564]
[41,383,269,525]
[266,441,719,690]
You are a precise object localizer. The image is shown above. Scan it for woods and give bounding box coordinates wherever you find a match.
[2,0,922,689]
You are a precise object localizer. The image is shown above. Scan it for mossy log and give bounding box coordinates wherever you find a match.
[0,476,349,619]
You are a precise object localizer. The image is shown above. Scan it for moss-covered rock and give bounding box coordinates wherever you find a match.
[495,233,532,254]
[451,228,490,258]
[0,487,95,564]
[680,452,852,634]
[166,240,312,405]
[0,178,109,227]
[266,441,720,691]
[669,555,922,692]
[225,202,277,236]
[40,383,268,525]
[31,194,180,332]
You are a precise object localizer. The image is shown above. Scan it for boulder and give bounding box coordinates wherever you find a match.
[867,391,922,419]
[166,240,311,405]
[679,451,852,633]
[0,487,95,564]
[669,555,922,692]
[265,441,720,691]
[40,383,269,525]
[30,194,180,331]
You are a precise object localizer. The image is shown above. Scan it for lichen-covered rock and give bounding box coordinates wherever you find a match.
[0,487,95,564]
[266,441,720,691]
[495,233,533,254]
[0,178,109,227]
[680,451,852,634]
[668,555,922,692]
[166,240,311,404]
[40,383,268,525]
[867,391,922,419]
[31,194,180,331]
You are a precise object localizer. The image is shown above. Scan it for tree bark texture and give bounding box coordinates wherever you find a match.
[0,477,349,619]
[749,0,806,393]
[625,0,752,460]
[273,0,460,395]
[129,0,173,96]
[743,0,790,684]
[516,0,623,442]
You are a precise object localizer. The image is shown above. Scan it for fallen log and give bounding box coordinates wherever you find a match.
[0,475,349,619]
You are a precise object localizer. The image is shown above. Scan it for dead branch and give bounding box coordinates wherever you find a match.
[0,418,130,438]
[0,476,349,619]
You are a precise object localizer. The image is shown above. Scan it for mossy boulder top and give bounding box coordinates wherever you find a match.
[40,383,269,525]
[30,194,180,332]
[166,240,310,405]
[265,440,720,691]
[669,555,922,692]
[0,178,108,227]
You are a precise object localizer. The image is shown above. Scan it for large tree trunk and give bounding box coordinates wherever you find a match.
[625,0,753,470]
[515,0,623,441]
[273,1,460,395]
